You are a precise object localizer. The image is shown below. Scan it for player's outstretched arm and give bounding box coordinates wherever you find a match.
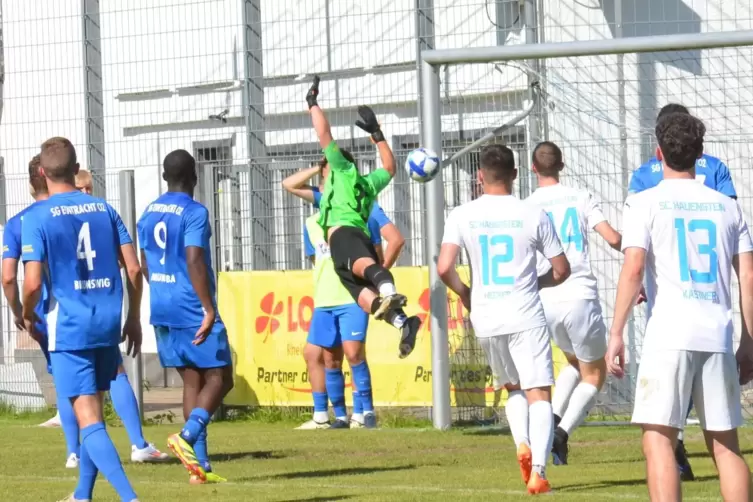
[355,105,395,178]
[281,165,321,203]
[593,222,622,251]
[438,243,470,311]
[306,76,335,150]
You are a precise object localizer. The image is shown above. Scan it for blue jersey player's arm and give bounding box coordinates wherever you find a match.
[110,204,143,352]
[281,165,322,205]
[136,212,150,281]
[20,210,45,341]
[627,169,646,195]
[714,159,737,199]
[370,203,404,268]
[184,205,216,344]
[2,219,24,328]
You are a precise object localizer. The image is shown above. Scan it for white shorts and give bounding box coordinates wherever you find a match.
[544,298,607,363]
[477,326,554,390]
[632,350,742,431]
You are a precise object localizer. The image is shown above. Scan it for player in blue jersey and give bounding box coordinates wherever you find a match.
[283,163,407,429]
[628,104,739,482]
[629,103,736,199]
[74,169,169,464]
[137,149,233,484]
[22,137,142,502]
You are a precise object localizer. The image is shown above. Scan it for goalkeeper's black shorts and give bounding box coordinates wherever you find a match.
[329,225,379,302]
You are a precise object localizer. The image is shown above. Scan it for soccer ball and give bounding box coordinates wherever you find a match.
[405,148,440,183]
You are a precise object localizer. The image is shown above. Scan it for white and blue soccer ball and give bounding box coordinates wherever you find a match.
[405,148,440,183]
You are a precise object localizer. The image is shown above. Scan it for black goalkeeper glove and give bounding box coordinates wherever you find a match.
[306,76,320,109]
[355,105,385,143]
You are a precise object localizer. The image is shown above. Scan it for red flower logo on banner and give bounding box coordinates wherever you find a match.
[255,292,284,342]
[416,288,431,331]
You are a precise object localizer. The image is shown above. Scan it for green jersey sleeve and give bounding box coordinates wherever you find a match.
[363,168,392,195]
[323,141,355,172]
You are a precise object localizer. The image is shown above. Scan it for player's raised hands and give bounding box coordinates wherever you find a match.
[122,317,142,357]
[193,308,216,346]
[355,105,385,143]
[306,76,321,109]
[605,331,625,379]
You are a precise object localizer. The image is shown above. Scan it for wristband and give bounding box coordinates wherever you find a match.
[371,130,385,143]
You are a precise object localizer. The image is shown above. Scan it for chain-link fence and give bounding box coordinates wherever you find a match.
[1,0,753,424]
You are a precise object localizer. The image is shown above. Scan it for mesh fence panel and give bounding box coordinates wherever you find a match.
[1,0,753,421]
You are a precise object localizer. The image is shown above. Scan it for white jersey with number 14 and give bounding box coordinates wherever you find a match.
[622,179,753,354]
[527,184,606,302]
[441,194,564,337]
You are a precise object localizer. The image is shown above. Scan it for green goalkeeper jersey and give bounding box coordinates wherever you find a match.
[317,141,392,235]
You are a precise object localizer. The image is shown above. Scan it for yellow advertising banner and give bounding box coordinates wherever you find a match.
[219,266,567,407]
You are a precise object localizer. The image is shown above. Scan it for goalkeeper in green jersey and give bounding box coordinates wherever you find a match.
[306,75,419,358]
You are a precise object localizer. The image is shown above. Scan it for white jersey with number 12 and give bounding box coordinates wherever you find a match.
[442,194,564,337]
[622,179,753,354]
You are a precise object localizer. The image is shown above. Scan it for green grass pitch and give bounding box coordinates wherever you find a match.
[0,415,746,501]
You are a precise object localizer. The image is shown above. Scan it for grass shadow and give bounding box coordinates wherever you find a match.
[210,450,285,462]
[556,474,719,492]
[235,465,416,483]
[461,427,512,437]
[277,497,352,502]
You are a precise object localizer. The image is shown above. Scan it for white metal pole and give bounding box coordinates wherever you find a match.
[421,59,451,430]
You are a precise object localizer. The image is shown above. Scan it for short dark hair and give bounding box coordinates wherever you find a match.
[657,103,689,123]
[28,154,47,196]
[318,148,355,169]
[163,149,197,185]
[532,141,563,177]
[655,112,705,172]
[39,137,78,182]
[479,144,515,183]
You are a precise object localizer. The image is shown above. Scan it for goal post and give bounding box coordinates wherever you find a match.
[421,29,753,430]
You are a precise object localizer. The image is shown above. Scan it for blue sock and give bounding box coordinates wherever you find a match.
[325,368,347,418]
[73,442,98,501]
[81,422,137,502]
[110,372,148,449]
[351,361,374,412]
[58,394,81,457]
[180,407,210,446]
[312,392,328,413]
[352,390,363,415]
[194,428,211,473]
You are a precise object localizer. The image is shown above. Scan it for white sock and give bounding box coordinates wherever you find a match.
[351,413,364,423]
[505,390,529,447]
[392,314,407,329]
[559,382,598,435]
[528,400,554,476]
[678,430,684,442]
[336,415,347,422]
[378,282,397,297]
[552,365,580,418]
[313,411,329,423]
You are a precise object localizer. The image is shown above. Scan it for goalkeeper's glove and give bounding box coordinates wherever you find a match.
[306,76,320,109]
[355,105,385,143]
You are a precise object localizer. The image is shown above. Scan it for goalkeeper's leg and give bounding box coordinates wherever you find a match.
[329,226,405,319]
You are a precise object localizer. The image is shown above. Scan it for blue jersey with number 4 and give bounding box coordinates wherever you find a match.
[621,180,752,354]
[629,154,736,198]
[137,192,219,328]
[21,191,131,351]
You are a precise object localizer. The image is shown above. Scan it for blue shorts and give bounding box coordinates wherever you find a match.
[307,304,369,349]
[50,346,123,399]
[155,322,231,369]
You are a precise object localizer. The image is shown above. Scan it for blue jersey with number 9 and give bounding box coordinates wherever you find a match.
[21,191,131,351]
[622,180,753,353]
[137,192,219,329]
